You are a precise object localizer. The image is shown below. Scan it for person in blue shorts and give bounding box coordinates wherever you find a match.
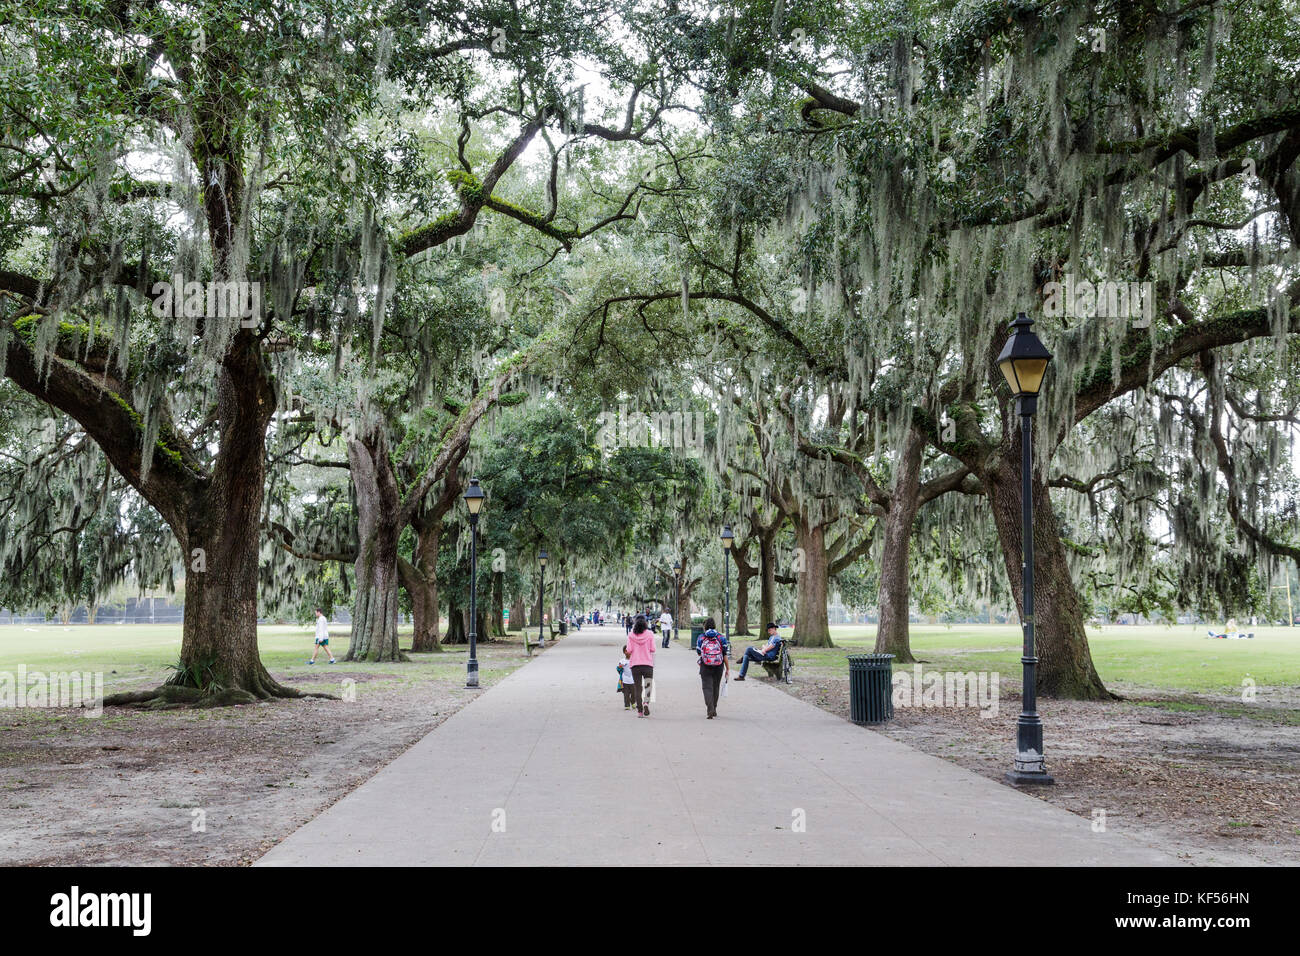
[308,608,336,664]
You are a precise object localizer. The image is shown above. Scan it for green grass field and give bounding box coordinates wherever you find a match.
[773,623,1300,696]
[0,622,504,698]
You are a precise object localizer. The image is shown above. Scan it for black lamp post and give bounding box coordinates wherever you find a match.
[721,525,734,643]
[997,313,1054,785]
[537,550,548,648]
[672,560,682,643]
[462,478,486,688]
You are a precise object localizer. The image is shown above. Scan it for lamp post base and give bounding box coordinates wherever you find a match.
[466,659,480,689]
[1005,769,1055,786]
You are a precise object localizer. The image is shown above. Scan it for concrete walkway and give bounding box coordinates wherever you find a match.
[257,625,1178,866]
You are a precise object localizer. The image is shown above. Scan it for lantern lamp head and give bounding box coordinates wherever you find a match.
[462,478,486,516]
[997,313,1053,400]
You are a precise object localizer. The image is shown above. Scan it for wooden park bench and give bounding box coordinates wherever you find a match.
[758,637,794,683]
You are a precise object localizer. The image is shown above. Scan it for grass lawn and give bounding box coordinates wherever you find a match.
[0,621,516,699]
[772,623,1300,698]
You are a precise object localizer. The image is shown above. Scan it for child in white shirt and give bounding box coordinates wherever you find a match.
[618,647,635,709]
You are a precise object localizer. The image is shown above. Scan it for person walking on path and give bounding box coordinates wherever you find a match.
[626,613,656,717]
[695,617,729,718]
[308,608,336,664]
[658,608,674,648]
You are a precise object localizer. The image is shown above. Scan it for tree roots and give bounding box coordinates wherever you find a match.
[102,671,338,710]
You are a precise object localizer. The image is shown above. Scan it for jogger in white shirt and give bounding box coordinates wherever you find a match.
[309,608,336,664]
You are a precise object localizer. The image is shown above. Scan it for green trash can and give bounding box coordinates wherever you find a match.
[558,622,567,635]
[690,624,704,649]
[848,653,895,724]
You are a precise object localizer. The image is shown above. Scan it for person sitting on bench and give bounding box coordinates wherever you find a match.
[734,623,782,681]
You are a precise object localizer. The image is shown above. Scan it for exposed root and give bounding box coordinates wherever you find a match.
[103,670,339,709]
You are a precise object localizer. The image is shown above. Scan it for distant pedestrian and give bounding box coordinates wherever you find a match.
[308,608,336,664]
[695,617,729,718]
[658,608,674,648]
[626,614,656,717]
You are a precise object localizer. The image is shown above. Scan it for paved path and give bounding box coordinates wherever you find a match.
[257,625,1178,866]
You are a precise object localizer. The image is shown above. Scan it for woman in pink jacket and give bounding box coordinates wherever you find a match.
[626,613,657,717]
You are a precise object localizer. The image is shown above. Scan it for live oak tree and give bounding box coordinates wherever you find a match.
[0,0,681,696]
[0,0,405,702]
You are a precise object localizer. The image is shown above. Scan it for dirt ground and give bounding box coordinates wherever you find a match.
[774,671,1300,865]
[0,641,534,866]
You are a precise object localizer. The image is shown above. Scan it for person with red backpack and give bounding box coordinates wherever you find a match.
[695,617,730,719]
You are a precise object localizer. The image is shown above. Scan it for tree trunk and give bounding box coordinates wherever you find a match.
[402,517,443,653]
[874,428,924,663]
[443,599,466,644]
[410,567,440,652]
[490,571,506,637]
[759,527,778,627]
[86,603,98,625]
[793,517,833,646]
[986,457,1110,699]
[734,563,754,635]
[509,592,525,631]
[351,536,402,661]
[164,354,299,700]
[731,544,757,636]
[347,433,406,662]
[679,583,694,624]
[399,554,443,654]
[178,509,283,695]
